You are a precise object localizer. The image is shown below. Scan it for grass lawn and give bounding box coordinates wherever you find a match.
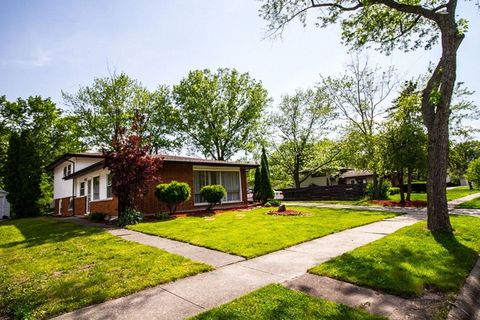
[310,215,480,298]
[389,186,480,202]
[192,284,385,320]
[456,196,480,209]
[0,217,211,319]
[128,206,396,258]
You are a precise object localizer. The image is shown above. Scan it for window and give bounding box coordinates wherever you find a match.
[93,176,100,200]
[106,174,112,198]
[193,170,241,204]
[79,182,85,196]
[63,164,72,177]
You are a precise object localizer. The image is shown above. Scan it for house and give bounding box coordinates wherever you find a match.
[46,152,257,216]
[300,169,374,188]
[0,190,10,218]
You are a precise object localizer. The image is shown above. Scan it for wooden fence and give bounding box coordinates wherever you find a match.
[281,184,366,201]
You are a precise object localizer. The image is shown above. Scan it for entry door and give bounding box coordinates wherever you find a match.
[87,179,92,213]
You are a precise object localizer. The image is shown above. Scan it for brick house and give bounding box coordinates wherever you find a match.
[46,152,257,216]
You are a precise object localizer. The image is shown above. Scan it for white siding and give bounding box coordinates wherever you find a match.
[0,191,10,218]
[52,157,103,199]
[76,168,112,201]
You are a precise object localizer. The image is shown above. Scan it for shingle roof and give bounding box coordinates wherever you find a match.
[339,170,374,179]
[60,153,258,180]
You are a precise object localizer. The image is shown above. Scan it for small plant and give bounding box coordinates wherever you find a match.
[155,211,170,220]
[366,181,390,200]
[116,207,143,227]
[155,181,191,214]
[88,212,107,221]
[200,185,226,210]
[267,199,281,207]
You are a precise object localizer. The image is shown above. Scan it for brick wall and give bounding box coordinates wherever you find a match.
[90,198,118,216]
[73,196,86,215]
[54,197,73,216]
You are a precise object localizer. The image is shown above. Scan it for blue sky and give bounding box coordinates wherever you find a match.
[1,0,479,110]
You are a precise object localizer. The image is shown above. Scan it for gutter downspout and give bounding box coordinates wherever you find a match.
[65,159,75,217]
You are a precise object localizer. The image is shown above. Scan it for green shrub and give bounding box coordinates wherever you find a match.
[388,187,400,195]
[366,180,390,200]
[267,199,281,207]
[88,212,107,221]
[154,211,170,220]
[200,185,226,210]
[404,181,427,193]
[116,207,143,227]
[466,158,480,188]
[155,181,191,214]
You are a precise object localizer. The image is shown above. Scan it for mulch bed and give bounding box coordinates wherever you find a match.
[370,200,428,207]
[267,210,304,216]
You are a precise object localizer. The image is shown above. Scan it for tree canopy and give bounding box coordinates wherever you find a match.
[173,68,269,160]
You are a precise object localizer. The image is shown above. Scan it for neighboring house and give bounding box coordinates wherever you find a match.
[0,190,10,218]
[46,152,257,216]
[300,169,374,188]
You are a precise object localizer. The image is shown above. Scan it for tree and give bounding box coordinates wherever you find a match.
[173,68,269,160]
[466,158,480,188]
[255,148,274,204]
[64,73,179,153]
[155,181,191,214]
[382,82,427,202]
[271,89,335,188]
[321,57,395,198]
[260,0,478,231]
[4,131,42,218]
[449,140,480,189]
[104,114,164,223]
[253,166,262,201]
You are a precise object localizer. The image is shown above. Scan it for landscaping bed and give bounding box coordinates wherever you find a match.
[309,215,480,317]
[128,206,396,258]
[192,284,385,320]
[0,217,211,319]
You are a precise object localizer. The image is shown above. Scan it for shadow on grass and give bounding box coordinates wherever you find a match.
[0,217,102,249]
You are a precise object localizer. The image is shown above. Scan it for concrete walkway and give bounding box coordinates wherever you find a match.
[63,217,244,268]
[55,214,422,320]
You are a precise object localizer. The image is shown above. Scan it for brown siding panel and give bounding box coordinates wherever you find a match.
[90,198,118,216]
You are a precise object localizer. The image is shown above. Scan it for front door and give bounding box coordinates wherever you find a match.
[87,179,92,213]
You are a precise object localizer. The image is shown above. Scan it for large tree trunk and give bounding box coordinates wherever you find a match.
[398,170,405,203]
[421,20,463,232]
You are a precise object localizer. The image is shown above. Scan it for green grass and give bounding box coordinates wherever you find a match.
[388,186,480,202]
[128,206,396,258]
[0,217,211,319]
[310,215,480,297]
[456,196,480,209]
[191,284,385,320]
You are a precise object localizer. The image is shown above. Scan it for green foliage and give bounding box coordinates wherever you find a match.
[449,140,480,181]
[116,207,143,227]
[388,187,400,195]
[200,185,227,210]
[255,148,274,204]
[129,206,395,258]
[311,216,480,297]
[466,158,480,187]
[88,212,107,221]
[173,68,269,160]
[193,284,384,320]
[0,217,210,319]
[155,181,191,214]
[63,73,179,152]
[365,181,389,200]
[4,131,42,218]
[154,211,171,220]
[253,167,261,201]
[267,199,282,207]
[270,89,335,188]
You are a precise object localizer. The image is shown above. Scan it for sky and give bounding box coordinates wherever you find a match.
[1,0,479,112]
